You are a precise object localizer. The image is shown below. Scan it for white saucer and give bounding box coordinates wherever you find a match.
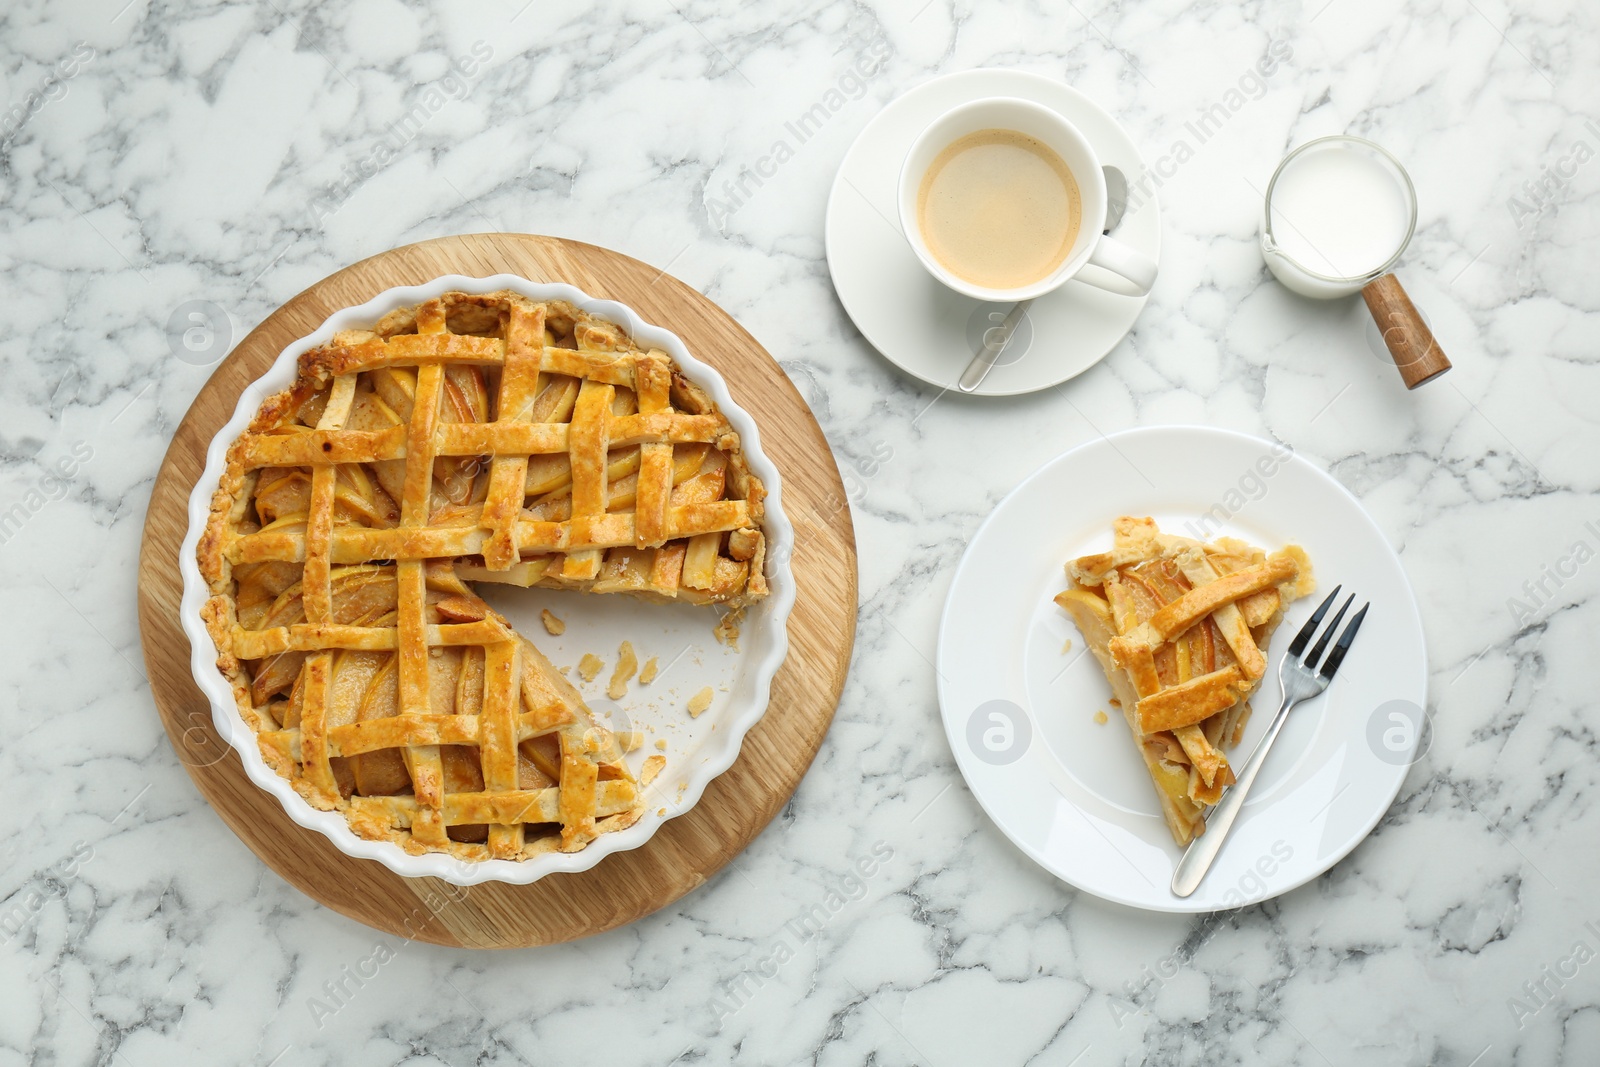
[825,69,1160,397]
[936,427,1428,912]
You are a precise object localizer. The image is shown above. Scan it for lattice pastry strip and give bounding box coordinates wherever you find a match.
[562,378,613,581]
[199,291,767,861]
[479,300,545,570]
[297,373,356,798]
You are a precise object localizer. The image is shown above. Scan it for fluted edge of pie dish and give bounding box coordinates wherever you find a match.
[177,273,796,887]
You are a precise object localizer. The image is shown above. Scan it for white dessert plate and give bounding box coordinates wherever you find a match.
[936,426,1427,912]
[825,69,1160,396]
[178,274,795,886]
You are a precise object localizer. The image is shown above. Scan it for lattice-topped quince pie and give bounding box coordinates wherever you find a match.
[1054,517,1313,846]
[198,290,768,861]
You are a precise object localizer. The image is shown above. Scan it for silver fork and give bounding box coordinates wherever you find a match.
[1170,586,1369,898]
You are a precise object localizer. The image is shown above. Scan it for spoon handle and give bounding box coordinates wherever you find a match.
[957,299,1032,392]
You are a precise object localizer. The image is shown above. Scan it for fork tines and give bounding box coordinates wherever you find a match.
[1288,585,1369,679]
[1320,603,1368,679]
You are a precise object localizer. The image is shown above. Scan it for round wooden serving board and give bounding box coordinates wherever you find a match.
[136,234,857,948]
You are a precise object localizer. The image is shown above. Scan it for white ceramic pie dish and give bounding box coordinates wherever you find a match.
[177,273,795,886]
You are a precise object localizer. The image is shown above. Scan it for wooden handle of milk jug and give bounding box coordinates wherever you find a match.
[1361,273,1451,388]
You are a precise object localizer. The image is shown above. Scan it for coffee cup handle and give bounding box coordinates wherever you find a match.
[1079,234,1158,297]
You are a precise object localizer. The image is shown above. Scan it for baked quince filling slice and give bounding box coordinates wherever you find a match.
[197,291,768,862]
[1055,517,1313,846]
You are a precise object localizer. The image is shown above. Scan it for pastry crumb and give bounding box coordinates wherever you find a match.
[577,653,604,682]
[1094,710,1109,725]
[654,739,668,751]
[657,807,667,817]
[641,754,666,786]
[617,731,644,752]
[608,641,638,699]
[713,607,743,649]
[1062,638,1073,654]
[639,656,659,684]
[687,687,714,718]
[558,665,570,676]
[1108,697,1121,707]
[540,609,566,636]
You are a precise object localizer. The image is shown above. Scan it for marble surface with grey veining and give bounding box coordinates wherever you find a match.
[3,0,1599,1063]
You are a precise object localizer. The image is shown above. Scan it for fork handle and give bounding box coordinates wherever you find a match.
[1170,693,1300,898]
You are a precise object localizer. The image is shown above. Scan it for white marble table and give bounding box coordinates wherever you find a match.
[4,0,1598,1063]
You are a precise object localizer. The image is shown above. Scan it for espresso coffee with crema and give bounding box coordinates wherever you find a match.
[916,128,1083,290]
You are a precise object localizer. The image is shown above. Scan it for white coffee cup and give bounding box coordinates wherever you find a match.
[897,97,1157,302]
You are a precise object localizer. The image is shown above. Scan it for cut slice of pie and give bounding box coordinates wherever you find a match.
[1054,517,1313,846]
[197,290,769,862]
